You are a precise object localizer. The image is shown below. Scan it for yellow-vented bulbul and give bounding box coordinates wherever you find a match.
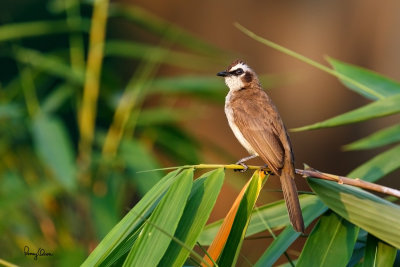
[217,59,305,233]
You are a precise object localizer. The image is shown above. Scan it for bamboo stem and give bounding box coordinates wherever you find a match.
[185,164,400,198]
[295,168,400,198]
[78,0,109,183]
[138,164,400,198]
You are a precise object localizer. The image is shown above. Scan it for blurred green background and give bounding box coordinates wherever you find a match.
[1,0,400,266]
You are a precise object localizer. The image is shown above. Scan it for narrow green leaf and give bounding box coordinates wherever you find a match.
[198,194,325,245]
[218,171,264,267]
[254,200,327,267]
[32,114,76,190]
[81,168,181,266]
[344,124,400,151]
[234,23,383,100]
[160,168,225,267]
[307,178,400,248]
[255,226,299,267]
[99,224,143,267]
[0,20,88,42]
[363,234,397,267]
[123,168,193,267]
[327,57,400,100]
[347,144,400,182]
[293,94,400,131]
[42,84,74,114]
[104,40,217,70]
[297,211,359,267]
[14,47,84,85]
[108,3,224,56]
[375,243,397,267]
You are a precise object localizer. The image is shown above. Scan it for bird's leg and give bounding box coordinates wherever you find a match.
[234,154,257,172]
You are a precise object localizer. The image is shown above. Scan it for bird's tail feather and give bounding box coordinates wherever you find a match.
[280,168,305,233]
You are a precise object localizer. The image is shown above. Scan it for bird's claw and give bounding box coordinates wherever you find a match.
[261,164,274,175]
[234,162,248,172]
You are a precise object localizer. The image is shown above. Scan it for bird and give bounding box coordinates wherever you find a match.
[217,59,305,233]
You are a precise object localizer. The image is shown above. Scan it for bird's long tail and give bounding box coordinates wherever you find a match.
[280,167,305,233]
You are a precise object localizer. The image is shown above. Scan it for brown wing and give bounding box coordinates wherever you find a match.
[232,92,286,175]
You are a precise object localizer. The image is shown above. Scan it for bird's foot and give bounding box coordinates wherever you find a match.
[261,164,274,175]
[234,161,248,172]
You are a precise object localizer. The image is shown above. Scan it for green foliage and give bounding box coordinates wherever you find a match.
[363,234,397,267]
[327,57,400,100]
[297,212,359,267]
[3,2,400,267]
[198,194,326,245]
[0,0,232,265]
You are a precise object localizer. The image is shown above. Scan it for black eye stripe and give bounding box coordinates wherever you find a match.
[229,68,244,76]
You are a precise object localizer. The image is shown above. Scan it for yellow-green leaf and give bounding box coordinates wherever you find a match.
[293,94,400,131]
[308,178,400,249]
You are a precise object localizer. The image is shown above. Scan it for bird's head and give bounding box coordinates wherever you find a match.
[217,59,259,91]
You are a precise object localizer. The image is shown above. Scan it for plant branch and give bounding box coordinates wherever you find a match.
[295,166,400,198]
[140,164,400,198]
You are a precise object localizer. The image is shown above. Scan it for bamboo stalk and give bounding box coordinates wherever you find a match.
[295,167,400,198]
[142,164,400,198]
[78,0,109,183]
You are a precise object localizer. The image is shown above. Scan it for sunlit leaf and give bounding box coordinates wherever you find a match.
[344,124,400,151]
[327,57,400,100]
[293,94,400,131]
[347,144,400,183]
[308,178,400,249]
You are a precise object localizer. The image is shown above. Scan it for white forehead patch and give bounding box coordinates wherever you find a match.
[228,62,251,72]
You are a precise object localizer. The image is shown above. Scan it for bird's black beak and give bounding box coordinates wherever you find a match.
[217,71,229,77]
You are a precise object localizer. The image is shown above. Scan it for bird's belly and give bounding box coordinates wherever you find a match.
[225,105,258,156]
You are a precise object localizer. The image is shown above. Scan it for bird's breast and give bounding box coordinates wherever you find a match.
[224,100,258,156]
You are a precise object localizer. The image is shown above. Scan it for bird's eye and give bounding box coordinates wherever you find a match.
[234,68,244,75]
